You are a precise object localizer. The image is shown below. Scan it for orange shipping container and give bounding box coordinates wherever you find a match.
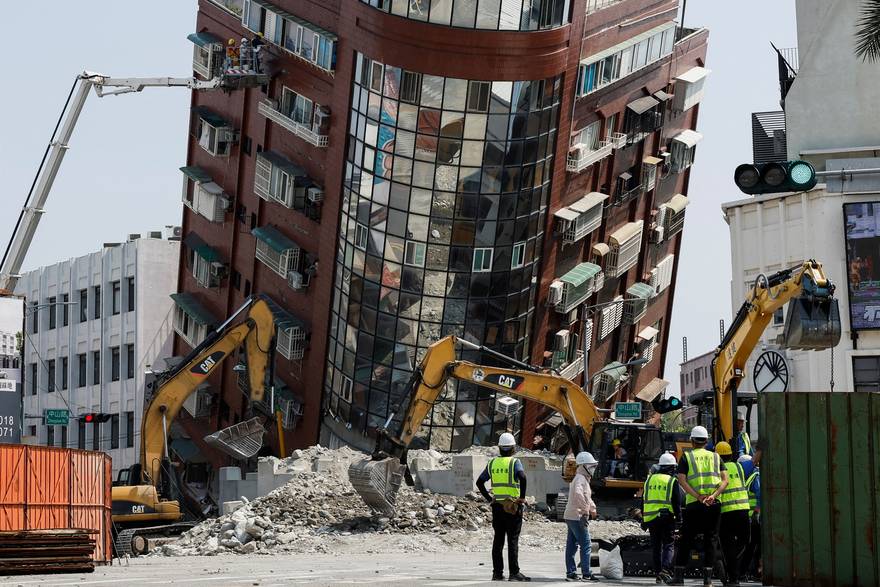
[0,444,111,562]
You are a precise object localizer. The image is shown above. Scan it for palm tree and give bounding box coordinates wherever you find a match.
[855,0,880,62]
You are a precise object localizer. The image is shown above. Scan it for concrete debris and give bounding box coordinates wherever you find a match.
[155,445,643,557]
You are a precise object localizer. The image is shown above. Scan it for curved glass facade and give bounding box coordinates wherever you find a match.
[323,53,562,450]
[360,0,570,31]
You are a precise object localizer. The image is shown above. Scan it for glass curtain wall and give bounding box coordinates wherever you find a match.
[324,53,561,451]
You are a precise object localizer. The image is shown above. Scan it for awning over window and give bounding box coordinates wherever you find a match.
[636,377,669,402]
[597,361,627,382]
[643,156,664,166]
[187,31,223,47]
[180,166,212,183]
[192,105,229,128]
[627,96,660,115]
[259,150,307,178]
[592,242,611,257]
[627,282,655,300]
[200,181,224,196]
[610,221,642,245]
[170,292,217,325]
[183,232,222,262]
[252,0,338,40]
[676,66,711,84]
[253,225,298,253]
[569,192,608,213]
[263,297,307,332]
[637,326,660,341]
[673,129,704,148]
[559,263,602,287]
[653,90,674,102]
[554,208,580,222]
[662,194,690,214]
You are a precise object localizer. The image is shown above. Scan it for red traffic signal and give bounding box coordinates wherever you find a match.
[81,413,111,423]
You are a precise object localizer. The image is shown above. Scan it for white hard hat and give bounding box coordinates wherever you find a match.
[498,432,516,448]
[658,452,677,466]
[737,409,747,421]
[737,454,753,464]
[690,425,709,440]
[575,451,597,466]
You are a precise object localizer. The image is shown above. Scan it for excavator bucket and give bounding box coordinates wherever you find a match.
[783,296,842,350]
[348,458,406,516]
[203,417,266,460]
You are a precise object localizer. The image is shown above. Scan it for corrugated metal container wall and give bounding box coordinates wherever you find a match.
[760,392,880,587]
[0,445,111,563]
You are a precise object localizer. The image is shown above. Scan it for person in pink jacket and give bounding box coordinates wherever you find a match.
[563,451,600,581]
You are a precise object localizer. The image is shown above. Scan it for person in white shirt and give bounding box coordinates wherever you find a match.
[562,452,599,582]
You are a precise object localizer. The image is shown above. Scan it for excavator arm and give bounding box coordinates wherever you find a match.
[712,260,841,442]
[140,296,276,489]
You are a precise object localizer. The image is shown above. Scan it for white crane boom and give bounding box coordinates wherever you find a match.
[0,70,257,292]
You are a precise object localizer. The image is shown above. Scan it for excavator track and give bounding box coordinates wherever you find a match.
[114,522,196,557]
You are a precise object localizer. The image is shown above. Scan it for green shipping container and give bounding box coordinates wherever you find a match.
[760,392,880,587]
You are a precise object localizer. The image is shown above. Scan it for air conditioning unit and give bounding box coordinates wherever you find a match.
[218,195,231,210]
[314,106,331,133]
[593,271,605,292]
[495,395,520,417]
[554,329,570,351]
[209,262,227,280]
[547,281,564,306]
[217,127,239,143]
[307,187,324,203]
[288,270,304,290]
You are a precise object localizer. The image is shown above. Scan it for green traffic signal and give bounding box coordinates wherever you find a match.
[734,160,817,195]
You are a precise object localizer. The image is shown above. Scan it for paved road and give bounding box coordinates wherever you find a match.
[0,552,732,586]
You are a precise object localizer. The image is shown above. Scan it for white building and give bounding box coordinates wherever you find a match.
[14,231,179,473]
[723,0,880,394]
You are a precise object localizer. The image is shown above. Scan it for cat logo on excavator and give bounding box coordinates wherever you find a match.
[190,351,225,377]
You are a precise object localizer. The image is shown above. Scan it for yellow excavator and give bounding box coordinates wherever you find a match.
[711,259,841,442]
[111,295,277,556]
[349,336,667,515]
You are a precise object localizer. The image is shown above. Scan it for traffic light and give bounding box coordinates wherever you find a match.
[652,395,683,414]
[733,160,817,195]
[81,413,111,423]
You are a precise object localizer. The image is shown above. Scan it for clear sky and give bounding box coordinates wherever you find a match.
[0,0,796,394]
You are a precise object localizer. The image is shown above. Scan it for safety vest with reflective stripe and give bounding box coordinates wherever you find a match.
[642,473,675,522]
[738,432,752,456]
[488,457,520,500]
[746,470,759,518]
[720,461,750,514]
[684,448,722,505]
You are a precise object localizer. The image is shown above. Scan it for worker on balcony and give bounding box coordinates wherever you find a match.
[642,452,681,584]
[667,425,728,587]
[715,441,750,587]
[252,33,265,74]
[476,433,530,582]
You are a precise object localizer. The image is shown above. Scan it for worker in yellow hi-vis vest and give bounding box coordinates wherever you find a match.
[641,452,681,583]
[716,441,751,587]
[476,433,530,582]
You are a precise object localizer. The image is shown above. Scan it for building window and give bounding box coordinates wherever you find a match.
[30,363,37,395]
[93,285,101,319]
[47,360,55,393]
[400,71,423,104]
[110,414,119,450]
[404,241,426,267]
[61,357,68,390]
[92,350,100,385]
[467,81,491,112]
[126,344,135,379]
[47,426,54,447]
[126,411,135,448]
[31,302,38,333]
[253,151,321,221]
[354,223,368,250]
[78,420,86,449]
[60,425,67,448]
[127,277,135,312]
[253,225,302,278]
[605,220,644,278]
[773,308,784,326]
[48,297,56,330]
[512,242,526,269]
[669,130,703,173]
[62,293,69,326]
[473,248,493,272]
[191,106,237,157]
[111,347,120,382]
[77,354,87,388]
[244,0,337,72]
[79,289,88,322]
[852,356,880,392]
[111,281,121,315]
[92,421,100,450]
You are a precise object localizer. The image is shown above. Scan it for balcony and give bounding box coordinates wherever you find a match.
[567,140,613,173]
[586,0,625,12]
[258,99,329,148]
[613,183,643,207]
[252,225,301,279]
[608,132,627,150]
[550,262,603,314]
[559,350,585,381]
[555,192,607,245]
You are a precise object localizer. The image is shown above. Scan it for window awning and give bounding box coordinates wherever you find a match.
[263,297,307,332]
[192,105,229,128]
[170,292,217,326]
[183,232,222,262]
[569,192,608,213]
[637,326,660,341]
[200,181,224,196]
[636,377,669,402]
[643,156,664,166]
[662,194,690,214]
[673,129,704,148]
[627,282,655,300]
[676,66,711,84]
[252,225,298,253]
[187,31,223,47]
[592,242,611,257]
[554,207,580,222]
[609,221,642,245]
[252,0,338,40]
[260,151,306,177]
[653,90,674,102]
[627,96,660,115]
[559,263,602,287]
[180,166,212,183]
[597,361,627,383]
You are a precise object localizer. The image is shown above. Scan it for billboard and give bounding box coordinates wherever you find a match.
[0,295,24,443]
[844,202,880,330]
